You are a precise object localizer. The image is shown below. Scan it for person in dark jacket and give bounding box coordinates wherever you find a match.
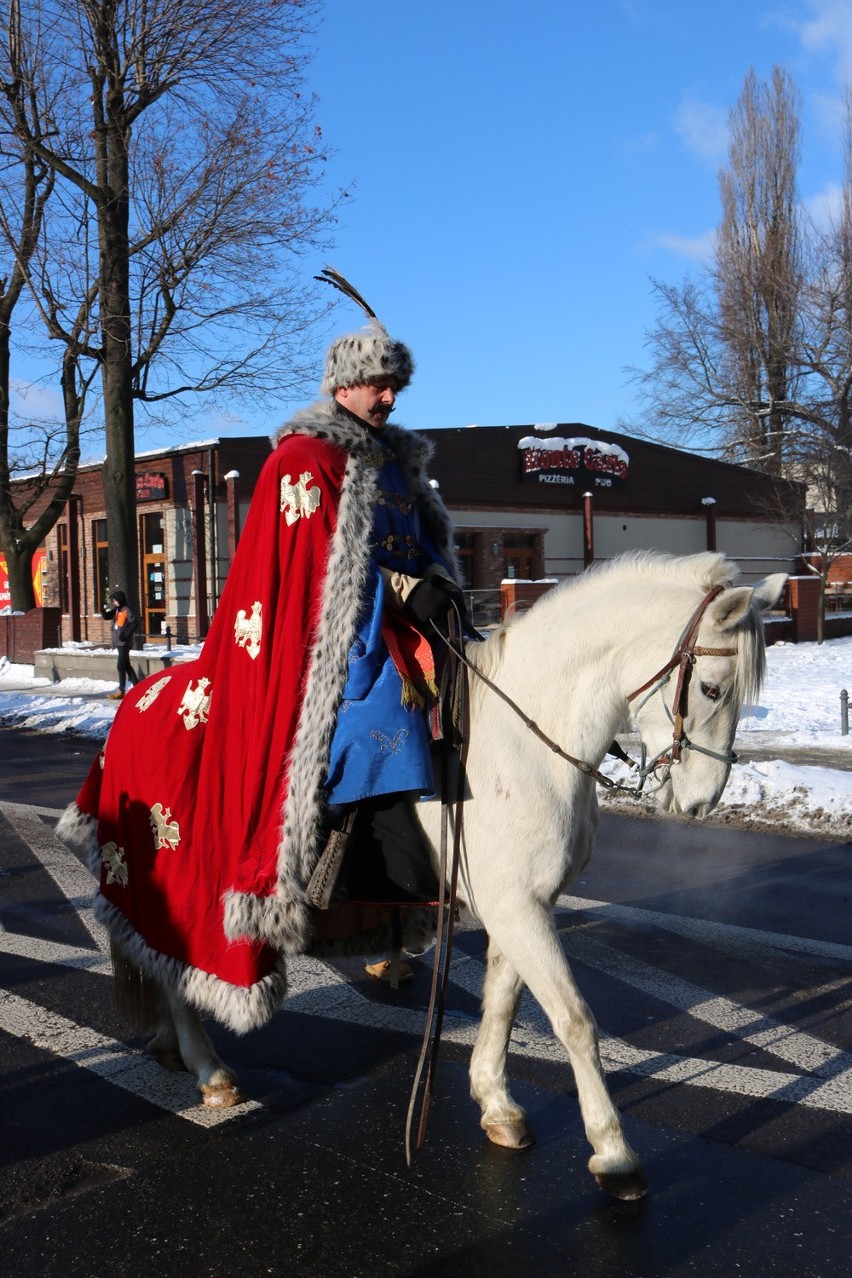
[102,590,140,700]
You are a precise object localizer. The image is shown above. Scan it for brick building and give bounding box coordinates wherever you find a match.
[424,423,803,601]
[28,420,804,642]
[39,437,270,644]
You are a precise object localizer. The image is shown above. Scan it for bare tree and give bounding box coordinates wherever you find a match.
[0,0,96,610]
[0,0,335,615]
[629,66,852,641]
[630,67,803,470]
[715,67,802,473]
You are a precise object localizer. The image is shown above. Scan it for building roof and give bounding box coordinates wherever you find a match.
[420,423,804,520]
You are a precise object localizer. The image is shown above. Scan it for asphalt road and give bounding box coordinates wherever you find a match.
[1,726,851,1277]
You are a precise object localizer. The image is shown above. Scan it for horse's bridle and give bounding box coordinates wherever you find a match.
[434,583,740,800]
[624,583,739,786]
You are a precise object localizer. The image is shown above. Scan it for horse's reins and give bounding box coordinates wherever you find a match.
[405,611,468,1166]
[437,582,738,798]
[406,584,738,1160]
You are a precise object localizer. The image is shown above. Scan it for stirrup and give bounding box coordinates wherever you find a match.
[365,956,413,988]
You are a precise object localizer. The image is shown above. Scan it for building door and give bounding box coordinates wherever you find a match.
[503,533,537,580]
[141,512,167,638]
[503,550,534,579]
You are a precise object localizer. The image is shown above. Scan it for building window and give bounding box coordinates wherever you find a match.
[141,510,167,638]
[454,532,475,588]
[57,523,69,613]
[93,519,109,613]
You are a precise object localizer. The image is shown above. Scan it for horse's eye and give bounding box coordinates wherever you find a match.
[700,682,721,702]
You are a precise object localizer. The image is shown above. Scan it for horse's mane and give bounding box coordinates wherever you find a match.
[475,550,767,706]
[572,549,739,594]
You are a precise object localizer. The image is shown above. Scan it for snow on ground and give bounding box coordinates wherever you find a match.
[598,634,852,838]
[738,635,852,744]
[0,637,850,839]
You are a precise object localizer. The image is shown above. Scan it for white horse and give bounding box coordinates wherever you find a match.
[107,551,786,1201]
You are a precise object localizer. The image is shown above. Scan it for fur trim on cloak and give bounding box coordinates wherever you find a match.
[223,402,459,959]
[58,402,458,1031]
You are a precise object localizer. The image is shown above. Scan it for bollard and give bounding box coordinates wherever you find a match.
[165,625,172,653]
[842,688,849,737]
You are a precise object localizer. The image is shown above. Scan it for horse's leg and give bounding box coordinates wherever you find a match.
[144,993,186,1073]
[469,937,534,1150]
[111,941,186,1074]
[164,989,245,1109]
[482,903,647,1201]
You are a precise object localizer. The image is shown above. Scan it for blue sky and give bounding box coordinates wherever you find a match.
[283,0,852,445]
[15,0,852,454]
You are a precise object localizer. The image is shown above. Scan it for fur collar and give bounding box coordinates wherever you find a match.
[273,399,434,470]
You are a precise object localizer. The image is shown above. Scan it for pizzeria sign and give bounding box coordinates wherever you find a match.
[518,435,630,489]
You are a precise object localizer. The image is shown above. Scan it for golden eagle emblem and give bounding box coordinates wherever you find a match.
[101,841,128,886]
[234,601,262,660]
[177,677,212,730]
[150,803,181,851]
[280,471,322,526]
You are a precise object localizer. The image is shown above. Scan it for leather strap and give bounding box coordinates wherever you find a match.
[405,610,468,1164]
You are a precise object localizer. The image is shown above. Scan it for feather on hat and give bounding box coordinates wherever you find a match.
[316,267,414,395]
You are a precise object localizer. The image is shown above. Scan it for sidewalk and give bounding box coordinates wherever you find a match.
[734,742,852,772]
[615,730,852,774]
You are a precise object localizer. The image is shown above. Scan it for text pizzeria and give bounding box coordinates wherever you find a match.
[518,438,630,486]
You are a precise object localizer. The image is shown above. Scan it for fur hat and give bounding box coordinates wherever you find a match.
[316,267,414,396]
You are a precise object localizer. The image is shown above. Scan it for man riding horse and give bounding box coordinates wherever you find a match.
[60,269,468,1031]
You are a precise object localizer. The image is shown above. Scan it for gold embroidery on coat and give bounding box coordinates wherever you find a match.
[364,445,386,469]
[370,728,410,754]
[280,471,322,526]
[101,841,128,886]
[177,677,211,729]
[137,675,171,712]
[376,491,414,514]
[234,601,262,659]
[150,803,181,851]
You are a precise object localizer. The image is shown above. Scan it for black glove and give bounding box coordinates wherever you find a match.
[405,576,467,637]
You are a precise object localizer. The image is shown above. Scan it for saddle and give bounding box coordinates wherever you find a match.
[306,622,464,929]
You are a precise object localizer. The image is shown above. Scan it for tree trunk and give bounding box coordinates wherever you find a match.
[3,539,36,610]
[101,347,138,612]
[817,572,826,645]
[0,307,35,611]
[97,83,139,617]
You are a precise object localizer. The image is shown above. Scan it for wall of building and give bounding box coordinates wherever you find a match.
[714,521,801,581]
[15,422,806,644]
[450,506,801,585]
[25,436,270,644]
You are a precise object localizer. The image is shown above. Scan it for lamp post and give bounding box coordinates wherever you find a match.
[191,470,209,639]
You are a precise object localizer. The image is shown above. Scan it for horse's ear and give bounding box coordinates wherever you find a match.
[708,587,754,631]
[709,574,787,632]
[752,573,788,613]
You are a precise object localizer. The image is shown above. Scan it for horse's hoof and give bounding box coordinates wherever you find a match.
[485,1120,535,1150]
[593,1168,649,1201]
[199,1082,244,1109]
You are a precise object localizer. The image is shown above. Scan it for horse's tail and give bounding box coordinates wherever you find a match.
[111,940,160,1031]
